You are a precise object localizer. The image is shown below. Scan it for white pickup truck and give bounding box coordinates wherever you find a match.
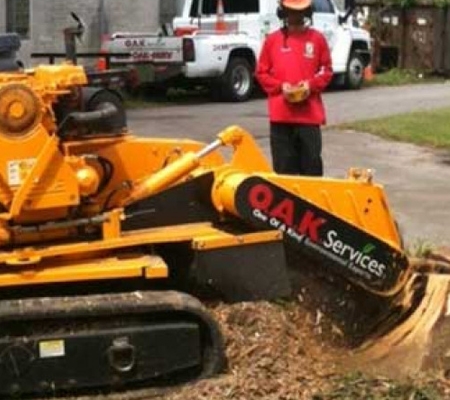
[105,0,371,101]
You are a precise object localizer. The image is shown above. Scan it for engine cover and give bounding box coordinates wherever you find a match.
[0,65,88,222]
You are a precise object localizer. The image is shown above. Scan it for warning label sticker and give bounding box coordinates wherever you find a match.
[7,158,36,186]
[39,339,66,358]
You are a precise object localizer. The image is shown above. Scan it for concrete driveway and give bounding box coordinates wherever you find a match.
[127,83,450,247]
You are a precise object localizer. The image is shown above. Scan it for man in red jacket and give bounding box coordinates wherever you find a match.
[256,0,333,176]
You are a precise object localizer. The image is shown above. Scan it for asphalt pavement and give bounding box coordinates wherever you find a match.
[127,82,450,247]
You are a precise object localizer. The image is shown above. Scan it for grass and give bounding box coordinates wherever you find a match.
[317,372,445,400]
[338,107,450,150]
[407,239,436,258]
[365,68,445,87]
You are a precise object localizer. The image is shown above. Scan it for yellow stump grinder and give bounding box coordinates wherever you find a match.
[0,31,439,396]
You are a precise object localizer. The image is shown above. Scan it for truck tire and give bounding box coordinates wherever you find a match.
[220,57,254,102]
[345,52,364,90]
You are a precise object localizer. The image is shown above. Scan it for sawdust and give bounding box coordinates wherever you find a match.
[162,300,343,400]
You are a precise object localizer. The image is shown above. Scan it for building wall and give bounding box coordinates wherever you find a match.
[105,0,160,34]
[160,0,184,24]
[0,0,6,32]
[1,0,160,65]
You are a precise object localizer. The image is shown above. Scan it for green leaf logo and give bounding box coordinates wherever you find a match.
[362,243,376,254]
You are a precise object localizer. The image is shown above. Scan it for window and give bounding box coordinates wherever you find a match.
[6,0,30,38]
[225,0,259,13]
[201,0,216,15]
[190,0,259,17]
[190,0,201,17]
[312,0,334,13]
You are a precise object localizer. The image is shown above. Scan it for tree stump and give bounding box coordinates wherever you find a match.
[349,250,450,379]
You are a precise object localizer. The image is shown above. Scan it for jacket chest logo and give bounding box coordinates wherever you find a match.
[304,42,315,58]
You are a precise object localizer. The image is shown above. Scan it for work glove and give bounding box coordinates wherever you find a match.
[282,81,310,103]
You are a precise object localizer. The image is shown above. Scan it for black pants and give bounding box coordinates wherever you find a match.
[269,122,323,176]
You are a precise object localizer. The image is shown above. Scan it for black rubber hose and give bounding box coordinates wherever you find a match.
[69,102,118,123]
[95,155,114,195]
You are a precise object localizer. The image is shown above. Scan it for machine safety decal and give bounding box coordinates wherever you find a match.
[39,339,66,358]
[7,158,36,186]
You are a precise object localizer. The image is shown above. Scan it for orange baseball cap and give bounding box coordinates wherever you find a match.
[282,0,312,10]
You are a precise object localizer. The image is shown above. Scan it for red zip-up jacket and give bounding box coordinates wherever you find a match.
[256,28,333,125]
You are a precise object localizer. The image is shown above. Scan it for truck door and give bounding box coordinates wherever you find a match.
[311,0,339,50]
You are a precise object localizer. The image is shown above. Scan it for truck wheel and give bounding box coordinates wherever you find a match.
[220,57,254,102]
[345,52,364,90]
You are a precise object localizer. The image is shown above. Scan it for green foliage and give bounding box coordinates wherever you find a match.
[365,68,433,87]
[398,0,416,8]
[406,239,435,258]
[367,0,450,7]
[338,107,450,150]
[317,371,443,399]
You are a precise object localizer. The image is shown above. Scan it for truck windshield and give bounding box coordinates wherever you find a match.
[189,0,259,16]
